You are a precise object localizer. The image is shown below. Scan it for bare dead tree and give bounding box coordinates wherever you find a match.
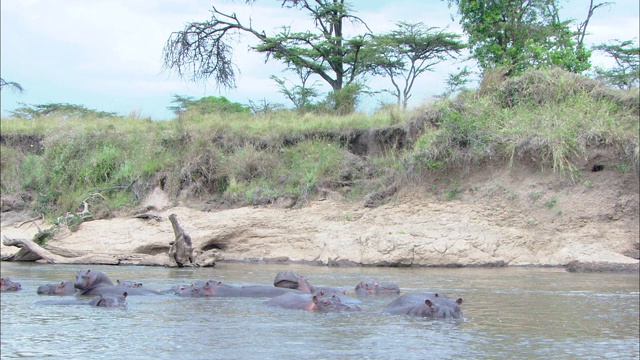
[575,0,613,49]
[168,214,195,267]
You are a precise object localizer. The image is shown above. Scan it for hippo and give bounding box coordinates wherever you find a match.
[355,281,400,296]
[89,292,128,308]
[265,291,361,312]
[116,280,143,288]
[273,271,346,295]
[1,277,22,292]
[74,269,161,296]
[165,284,193,295]
[166,280,212,296]
[36,292,128,308]
[177,280,304,298]
[37,281,77,295]
[274,271,316,292]
[386,292,463,320]
[274,271,300,289]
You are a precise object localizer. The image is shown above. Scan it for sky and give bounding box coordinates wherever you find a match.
[1,0,638,120]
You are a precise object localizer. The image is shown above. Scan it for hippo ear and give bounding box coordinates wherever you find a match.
[434,293,439,298]
[312,295,319,304]
[123,292,128,298]
[424,299,433,307]
[456,298,463,305]
[216,281,223,286]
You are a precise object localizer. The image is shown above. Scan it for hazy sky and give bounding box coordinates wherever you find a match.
[1,0,638,120]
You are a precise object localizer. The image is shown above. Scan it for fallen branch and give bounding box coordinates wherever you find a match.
[2,235,119,265]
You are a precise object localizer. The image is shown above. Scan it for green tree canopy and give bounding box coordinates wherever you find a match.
[168,95,250,116]
[9,103,118,120]
[447,0,599,74]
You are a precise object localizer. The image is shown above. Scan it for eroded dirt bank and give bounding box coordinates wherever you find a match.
[2,163,638,272]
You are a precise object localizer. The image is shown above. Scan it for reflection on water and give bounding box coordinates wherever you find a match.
[1,262,638,359]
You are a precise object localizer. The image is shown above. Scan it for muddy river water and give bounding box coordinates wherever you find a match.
[1,262,638,359]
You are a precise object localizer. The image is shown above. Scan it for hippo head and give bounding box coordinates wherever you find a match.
[0,277,22,291]
[37,281,75,295]
[74,269,114,291]
[93,292,128,308]
[355,281,376,295]
[431,296,464,320]
[312,294,361,312]
[273,271,300,289]
[202,280,231,296]
[185,285,206,297]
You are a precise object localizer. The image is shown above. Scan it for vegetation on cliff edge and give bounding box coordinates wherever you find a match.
[1,68,638,226]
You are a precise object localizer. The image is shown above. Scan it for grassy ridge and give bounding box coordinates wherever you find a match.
[1,68,638,223]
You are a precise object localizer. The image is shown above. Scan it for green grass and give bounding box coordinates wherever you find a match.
[1,68,637,221]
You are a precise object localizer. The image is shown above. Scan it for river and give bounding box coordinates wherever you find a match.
[1,262,638,359]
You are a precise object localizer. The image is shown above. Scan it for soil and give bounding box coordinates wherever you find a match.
[1,153,638,273]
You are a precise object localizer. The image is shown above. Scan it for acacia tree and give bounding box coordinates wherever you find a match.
[162,0,375,113]
[593,39,640,90]
[371,22,465,109]
[10,103,118,120]
[447,0,605,74]
[270,67,321,112]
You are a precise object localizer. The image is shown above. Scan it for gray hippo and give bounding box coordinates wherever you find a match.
[1,277,22,292]
[355,280,400,296]
[386,292,463,320]
[116,280,143,288]
[74,269,161,296]
[265,291,361,312]
[166,280,211,296]
[274,271,316,292]
[178,280,305,298]
[37,281,77,295]
[89,292,128,308]
[274,271,346,295]
[165,284,193,295]
[36,292,128,308]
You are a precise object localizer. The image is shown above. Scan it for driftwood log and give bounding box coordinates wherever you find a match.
[167,214,195,267]
[2,235,119,264]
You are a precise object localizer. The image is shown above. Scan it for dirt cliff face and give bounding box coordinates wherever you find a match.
[2,153,637,270]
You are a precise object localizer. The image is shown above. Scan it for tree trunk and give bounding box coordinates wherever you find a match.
[168,214,196,267]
